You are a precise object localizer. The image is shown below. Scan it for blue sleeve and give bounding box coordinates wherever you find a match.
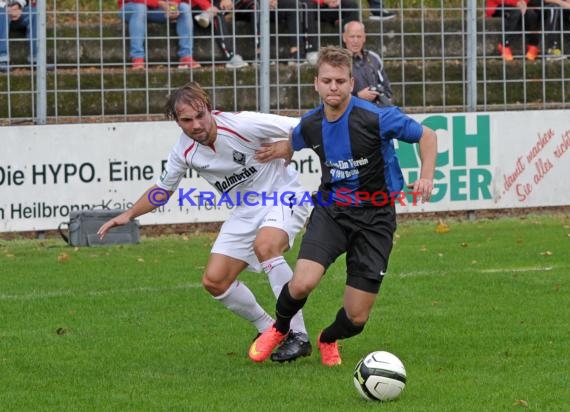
[380,106,423,143]
[291,123,307,151]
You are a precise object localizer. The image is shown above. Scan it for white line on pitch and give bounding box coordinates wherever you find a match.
[478,267,554,273]
[0,282,204,301]
[397,266,557,277]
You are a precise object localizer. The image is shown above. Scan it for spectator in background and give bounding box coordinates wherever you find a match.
[343,20,393,106]
[303,0,359,65]
[274,0,313,65]
[537,0,570,59]
[189,0,248,68]
[119,0,200,70]
[367,0,396,21]
[231,0,305,65]
[485,0,541,61]
[0,0,44,72]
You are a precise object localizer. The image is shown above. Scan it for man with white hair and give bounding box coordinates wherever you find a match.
[343,20,394,107]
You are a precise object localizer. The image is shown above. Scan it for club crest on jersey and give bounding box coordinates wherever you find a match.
[233,150,246,166]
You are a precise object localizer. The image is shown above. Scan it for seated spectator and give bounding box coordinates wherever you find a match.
[485,0,541,61]
[536,0,570,59]
[201,0,306,66]
[303,0,360,65]
[273,0,310,65]
[189,0,248,68]
[0,0,50,72]
[367,0,396,21]
[118,0,200,70]
[343,20,393,106]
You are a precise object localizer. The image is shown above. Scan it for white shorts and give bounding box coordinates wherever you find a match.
[210,191,310,272]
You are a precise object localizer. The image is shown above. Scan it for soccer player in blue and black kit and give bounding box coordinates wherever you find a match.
[249,45,437,366]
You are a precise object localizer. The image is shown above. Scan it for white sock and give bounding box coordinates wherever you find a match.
[261,256,308,336]
[214,280,274,333]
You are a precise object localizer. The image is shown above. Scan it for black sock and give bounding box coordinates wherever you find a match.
[320,307,365,343]
[274,283,307,334]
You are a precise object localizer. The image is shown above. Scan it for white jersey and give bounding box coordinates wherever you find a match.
[157,111,303,202]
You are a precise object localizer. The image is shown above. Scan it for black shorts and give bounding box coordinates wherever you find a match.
[297,203,396,293]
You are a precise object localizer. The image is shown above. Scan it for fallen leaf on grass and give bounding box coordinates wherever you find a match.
[57,252,70,263]
[513,399,529,408]
[435,219,449,233]
[540,251,553,256]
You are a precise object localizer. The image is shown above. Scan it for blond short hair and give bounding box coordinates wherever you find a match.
[316,46,353,77]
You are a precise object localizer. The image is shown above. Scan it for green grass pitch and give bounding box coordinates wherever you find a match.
[1,214,569,411]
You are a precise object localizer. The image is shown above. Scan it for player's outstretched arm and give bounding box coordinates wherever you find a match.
[410,125,437,203]
[254,140,294,164]
[97,185,172,239]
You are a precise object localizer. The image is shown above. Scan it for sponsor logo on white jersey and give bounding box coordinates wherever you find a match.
[214,166,258,193]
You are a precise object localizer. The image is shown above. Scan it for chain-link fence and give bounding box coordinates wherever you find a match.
[1,1,569,125]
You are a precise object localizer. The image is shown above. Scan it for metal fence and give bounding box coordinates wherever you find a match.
[1,1,569,126]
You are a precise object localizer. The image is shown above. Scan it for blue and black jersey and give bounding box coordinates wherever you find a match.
[292,97,423,206]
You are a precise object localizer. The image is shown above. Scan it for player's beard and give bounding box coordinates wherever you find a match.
[188,123,213,145]
[192,130,209,144]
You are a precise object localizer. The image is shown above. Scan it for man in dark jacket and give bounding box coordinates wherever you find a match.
[0,0,37,72]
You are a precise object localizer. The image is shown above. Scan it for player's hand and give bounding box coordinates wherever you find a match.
[255,141,293,164]
[97,215,131,240]
[358,87,380,102]
[207,6,220,15]
[407,178,434,203]
[159,1,179,20]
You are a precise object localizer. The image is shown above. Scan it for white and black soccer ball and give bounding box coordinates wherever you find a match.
[353,351,407,401]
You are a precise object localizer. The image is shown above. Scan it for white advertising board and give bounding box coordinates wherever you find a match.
[1,110,569,232]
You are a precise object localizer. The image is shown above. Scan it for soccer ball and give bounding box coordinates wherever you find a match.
[353,351,407,401]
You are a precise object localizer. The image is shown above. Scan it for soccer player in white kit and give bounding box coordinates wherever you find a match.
[98,82,312,362]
